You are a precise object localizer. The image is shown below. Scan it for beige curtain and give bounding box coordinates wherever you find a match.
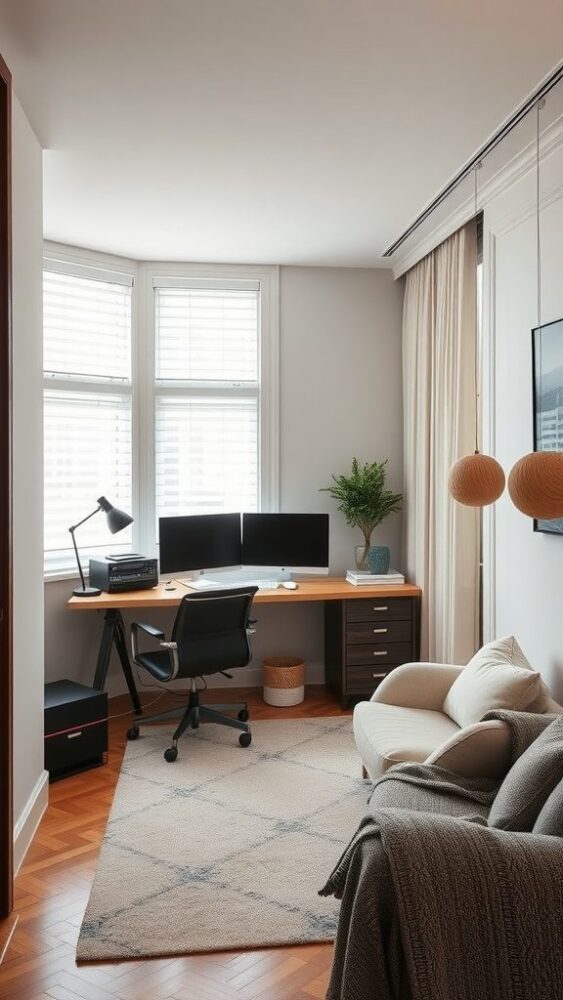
[402,221,479,664]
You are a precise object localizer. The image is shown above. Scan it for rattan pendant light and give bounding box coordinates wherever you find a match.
[448,166,505,507]
[449,452,506,507]
[508,99,563,519]
[508,451,563,518]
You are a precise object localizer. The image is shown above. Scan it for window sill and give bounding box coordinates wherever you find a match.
[44,570,82,583]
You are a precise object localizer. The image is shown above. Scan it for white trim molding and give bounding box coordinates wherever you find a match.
[480,117,563,648]
[43,240,138,284]
[392,113,563,279]
[481,230,498,644]
[13,769,49,874]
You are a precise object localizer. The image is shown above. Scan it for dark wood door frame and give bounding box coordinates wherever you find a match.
[0,51,13,918]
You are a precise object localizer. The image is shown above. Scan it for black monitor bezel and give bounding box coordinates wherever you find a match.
[158,512,242,574]
[241,512,329,569]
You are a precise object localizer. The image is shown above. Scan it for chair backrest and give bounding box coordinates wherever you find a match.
[171,587,258,679]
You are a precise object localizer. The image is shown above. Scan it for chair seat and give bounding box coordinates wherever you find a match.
[353,701,459,780]
[136,650,174,682]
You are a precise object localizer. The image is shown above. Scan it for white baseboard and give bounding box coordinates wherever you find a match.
[105,660,326,699]
[13,769,49,874]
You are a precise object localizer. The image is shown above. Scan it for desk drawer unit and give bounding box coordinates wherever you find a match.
[324,596,420,707]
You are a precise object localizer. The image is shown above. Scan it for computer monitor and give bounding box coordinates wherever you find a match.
[158,513,242,574]
[241,513,329,573]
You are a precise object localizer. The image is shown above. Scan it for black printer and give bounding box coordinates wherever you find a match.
[88,553,158,593]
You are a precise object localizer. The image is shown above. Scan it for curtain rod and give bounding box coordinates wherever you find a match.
[382,60,563,258]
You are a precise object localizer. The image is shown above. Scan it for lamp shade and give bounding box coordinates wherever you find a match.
[508,452,563,519]
[97,495,134,534]
[448,452,506,507]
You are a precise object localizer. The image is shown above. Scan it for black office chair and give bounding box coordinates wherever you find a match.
[126,587,258,762]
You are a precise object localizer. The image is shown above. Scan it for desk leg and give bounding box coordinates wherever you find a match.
[93,611,117,692]
[114,613,142,715]
[93,609,142,716]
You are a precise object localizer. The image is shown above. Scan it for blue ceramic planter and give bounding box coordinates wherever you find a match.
[367,545,390,574]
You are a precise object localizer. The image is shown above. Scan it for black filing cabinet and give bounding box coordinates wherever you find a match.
[325,595,421,707]
[44,680,108,780]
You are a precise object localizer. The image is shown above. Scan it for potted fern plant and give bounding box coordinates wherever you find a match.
[321,458,403,572]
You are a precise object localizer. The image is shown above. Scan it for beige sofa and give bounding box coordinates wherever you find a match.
[354,657,562,782]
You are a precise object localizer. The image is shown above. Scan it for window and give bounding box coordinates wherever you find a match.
[43,253,279,576]
[43,264,134,573]
[153,280,260,532]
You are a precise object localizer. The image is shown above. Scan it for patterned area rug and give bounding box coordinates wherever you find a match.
[76,716,367,962]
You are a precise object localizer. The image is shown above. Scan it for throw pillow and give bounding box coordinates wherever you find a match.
[526,684,554,714]
[533,777,563,837]
[489,715,563,831]
[443,636,541,729]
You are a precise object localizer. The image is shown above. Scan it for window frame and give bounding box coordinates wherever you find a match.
[43,243,138,579]
[138,261,280,556]
[43,246,279,579]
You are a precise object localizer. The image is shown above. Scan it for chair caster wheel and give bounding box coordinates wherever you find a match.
[127,726,140,741]
[164,747,178,763]
[239,732,252,748]
[237,709,249,722]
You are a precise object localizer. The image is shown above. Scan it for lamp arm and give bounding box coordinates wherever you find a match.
[68,505,102,591]
[69,526,86,590]
[68,504,102,533]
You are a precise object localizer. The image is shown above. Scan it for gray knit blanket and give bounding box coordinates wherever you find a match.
[320,710,563,1000]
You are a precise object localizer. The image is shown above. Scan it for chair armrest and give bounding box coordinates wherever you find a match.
[130,622,177,675]
[131,622,166,640]
[425,719,512,779]
[371,662,464,710]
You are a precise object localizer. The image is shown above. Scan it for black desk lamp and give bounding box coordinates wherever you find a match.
[69,496,134,597]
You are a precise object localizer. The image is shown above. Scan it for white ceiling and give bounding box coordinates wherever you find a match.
[1,0,563,265]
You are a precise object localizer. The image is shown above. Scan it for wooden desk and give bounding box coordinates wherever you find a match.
[68,578,422,710]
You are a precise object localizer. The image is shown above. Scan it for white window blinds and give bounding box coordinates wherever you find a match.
[44,270,131,380]
[155,284,258,382]
[43,268,133,573]
[154,282,260,530]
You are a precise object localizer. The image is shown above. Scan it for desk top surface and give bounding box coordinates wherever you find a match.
[68,577,421,610]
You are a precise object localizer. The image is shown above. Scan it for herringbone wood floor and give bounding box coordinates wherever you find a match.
[1,686,353,1000]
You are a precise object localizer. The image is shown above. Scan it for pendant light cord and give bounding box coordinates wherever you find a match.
[474,163,481,453]
[536,99,544,329]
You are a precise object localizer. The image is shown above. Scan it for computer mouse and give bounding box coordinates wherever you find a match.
[282,581,298,590]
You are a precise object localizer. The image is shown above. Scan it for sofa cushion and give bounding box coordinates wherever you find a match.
[443,636,542,729]
[533,777,563,837]
[488,715,563,831]
[353,701,459,781]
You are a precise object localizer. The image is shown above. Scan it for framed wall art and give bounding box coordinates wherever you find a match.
[532,318,563,534]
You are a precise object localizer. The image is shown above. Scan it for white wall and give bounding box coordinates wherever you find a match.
[280,267,403,567]
[483,122,563,701]
[12,94,47,868]
[45,265,404,694]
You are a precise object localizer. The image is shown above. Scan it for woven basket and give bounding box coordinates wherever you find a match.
[263,656,305,706]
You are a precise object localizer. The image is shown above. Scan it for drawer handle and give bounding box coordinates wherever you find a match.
[372,672,386,679]
[67,731,82,740]
[373,606,388,611]
[373,628,388,634]
[373,650,388,657]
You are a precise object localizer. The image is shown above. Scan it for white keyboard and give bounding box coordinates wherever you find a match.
[177,578,217,591]
[177,577,280,591]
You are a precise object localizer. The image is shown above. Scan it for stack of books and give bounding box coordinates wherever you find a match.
[346,569,405,586]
